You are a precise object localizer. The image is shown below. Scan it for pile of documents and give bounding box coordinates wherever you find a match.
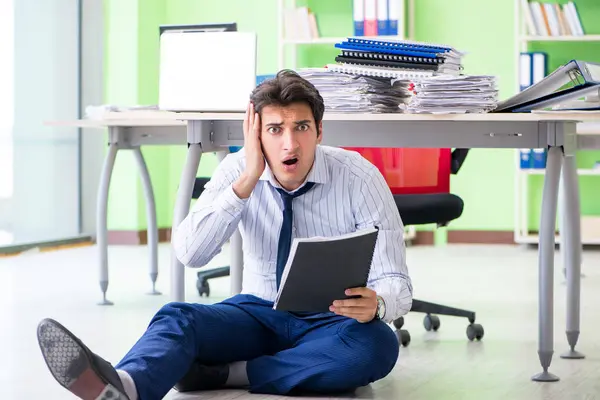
[298,69,412,113]
[403,75,499,114]
[310,37,500,114]
[332,37,464,77]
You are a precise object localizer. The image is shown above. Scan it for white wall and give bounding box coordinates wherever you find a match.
[80,0,106,239]
[10,0,81,243]
[0,0,15,233]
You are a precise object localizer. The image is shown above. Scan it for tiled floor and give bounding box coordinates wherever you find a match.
[2,242,600,399]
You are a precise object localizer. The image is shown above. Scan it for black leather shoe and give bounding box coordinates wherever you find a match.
[37,318,130,400]
[174,360,229,392]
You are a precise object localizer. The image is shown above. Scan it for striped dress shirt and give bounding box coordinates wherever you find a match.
[173,145,413,323]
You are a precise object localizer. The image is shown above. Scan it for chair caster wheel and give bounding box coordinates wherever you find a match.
[466,323,484,341]
[423,314,441,332]
[393,316,404,330]
[196,280,210,297]
[395,329,411,347]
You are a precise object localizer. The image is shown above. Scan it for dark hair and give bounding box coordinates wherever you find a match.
[250,69,325,135]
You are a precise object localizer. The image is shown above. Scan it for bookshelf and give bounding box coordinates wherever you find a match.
[513,0,600,245]
[521,34,600,41]
[276,0,414,70]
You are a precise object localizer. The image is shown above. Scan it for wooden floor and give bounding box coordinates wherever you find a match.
[2,242,600,399]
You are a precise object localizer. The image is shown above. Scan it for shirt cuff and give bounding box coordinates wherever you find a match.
[216,184,248,221]
[378,291,412,324]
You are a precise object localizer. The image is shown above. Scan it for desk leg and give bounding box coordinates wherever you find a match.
[133,147,161,296]
[214,151,244,296]
[96,143,118,306]
[230,229,243,295]
[532,146,561,382]
[560,155,585,360]
[171,144,202,302]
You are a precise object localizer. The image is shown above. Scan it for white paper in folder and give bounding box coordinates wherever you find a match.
[158,31,257,112]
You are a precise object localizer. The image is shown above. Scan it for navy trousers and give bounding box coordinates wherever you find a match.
[115,294,399,400]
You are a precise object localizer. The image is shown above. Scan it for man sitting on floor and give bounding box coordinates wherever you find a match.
[36,70,413,400]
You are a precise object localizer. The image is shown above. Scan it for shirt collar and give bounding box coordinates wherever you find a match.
[259,145,329,190]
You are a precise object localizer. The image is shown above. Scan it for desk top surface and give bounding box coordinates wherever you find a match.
[47,110,600,133]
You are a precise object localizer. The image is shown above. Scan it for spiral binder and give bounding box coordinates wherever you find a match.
[335,56,440,71]
[340,50,443,65]
[346,37,454,53]
[326,63,435,79]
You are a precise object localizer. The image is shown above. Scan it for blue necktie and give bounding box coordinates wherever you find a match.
[275,182,315,288]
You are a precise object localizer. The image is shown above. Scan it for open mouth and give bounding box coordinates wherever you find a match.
[282,158,298,166]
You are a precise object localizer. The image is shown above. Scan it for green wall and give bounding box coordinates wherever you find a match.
[103,0,600,237]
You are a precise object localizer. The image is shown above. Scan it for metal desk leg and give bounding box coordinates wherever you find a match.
[230,229,244,296]
[96,143,118,306]
[133,147,161,296]
[214,150,244,296]
[532,145,562,382]
[171,144,202,302]
[560,155,585,360]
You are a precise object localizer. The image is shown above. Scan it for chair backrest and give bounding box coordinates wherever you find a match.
[345,147,452,195]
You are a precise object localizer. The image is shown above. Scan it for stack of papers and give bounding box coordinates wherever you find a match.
[298,69,412,113]
[309,37,501,114]
[332,37,465,76]
[402,75,499,114]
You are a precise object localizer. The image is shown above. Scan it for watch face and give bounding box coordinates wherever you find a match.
[377,297,385,318]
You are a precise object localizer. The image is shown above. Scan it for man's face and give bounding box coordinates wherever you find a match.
[260,102,322,192]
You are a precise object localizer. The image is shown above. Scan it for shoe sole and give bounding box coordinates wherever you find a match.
[37,318,128,400]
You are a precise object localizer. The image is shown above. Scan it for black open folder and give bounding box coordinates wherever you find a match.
[273,227,379,313]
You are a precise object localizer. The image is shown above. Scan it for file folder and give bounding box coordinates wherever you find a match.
[353,0,365,36]
[377,0,389,35]
[388,0,400,35]
[519,52,547,92]
[364,0,378,36]
[495,60,600,112]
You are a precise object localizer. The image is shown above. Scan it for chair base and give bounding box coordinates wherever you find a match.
[410,299,475,323]
[196,266,230,297]
[392,299,484,346]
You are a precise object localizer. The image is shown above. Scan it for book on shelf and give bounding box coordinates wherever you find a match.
[283,6,320,41]
[521,0,585,37]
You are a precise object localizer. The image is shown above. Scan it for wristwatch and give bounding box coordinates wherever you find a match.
[375,296,386,320]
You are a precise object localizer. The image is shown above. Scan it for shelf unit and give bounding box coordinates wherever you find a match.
[512,1,600,245]
[276,0,415,70]
[514,158,600,244]
[520,34,600,41]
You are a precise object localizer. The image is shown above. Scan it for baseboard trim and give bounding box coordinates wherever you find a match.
[108,228,172,245]
[411,231,435,245]
[106,229,515,246]
[0,235,93,256]
[447,230,515,244]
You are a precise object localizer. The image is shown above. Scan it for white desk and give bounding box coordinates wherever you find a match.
[50,110,600,382]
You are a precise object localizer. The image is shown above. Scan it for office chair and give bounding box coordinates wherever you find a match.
[192,177,231,298]
[193,148,484,347]
[391,148,483,347]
